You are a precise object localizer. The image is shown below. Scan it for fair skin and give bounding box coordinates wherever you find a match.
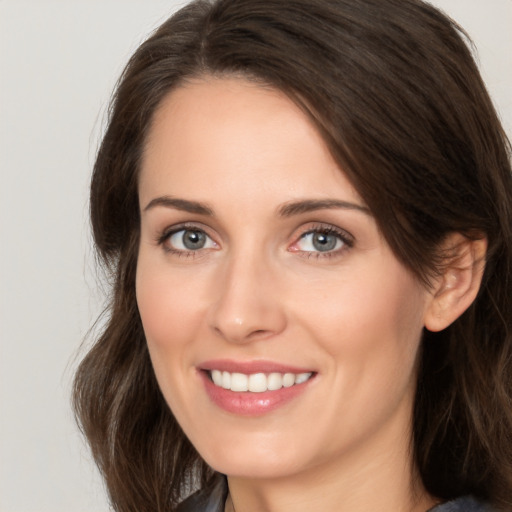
[136,77,485,512]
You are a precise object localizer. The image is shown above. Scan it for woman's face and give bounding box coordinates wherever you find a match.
[136,77,433,479]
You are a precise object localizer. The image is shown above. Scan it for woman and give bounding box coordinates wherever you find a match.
[73,0,512,511]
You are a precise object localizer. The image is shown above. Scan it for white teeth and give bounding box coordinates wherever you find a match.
[248,373,267,392]
[282,373,295,388]
[295,372,310,385]
[209,370,312,392]
[211,370,223,386]
[267,372,283,391]
[221,371,231,389]
[230,372,248,392]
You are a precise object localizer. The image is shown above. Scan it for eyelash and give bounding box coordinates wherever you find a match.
[155,222,354,259]
[156,223,216,258]
[291,223,354,260]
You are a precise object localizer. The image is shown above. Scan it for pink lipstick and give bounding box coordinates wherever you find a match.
[198,360,316,416]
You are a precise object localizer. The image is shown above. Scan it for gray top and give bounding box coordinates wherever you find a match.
[430,496,495,511]
[177,476,495,511]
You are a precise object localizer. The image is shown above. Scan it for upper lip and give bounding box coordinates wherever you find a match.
[199,359,315,374]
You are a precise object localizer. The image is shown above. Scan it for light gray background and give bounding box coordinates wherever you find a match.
[0,1,510,511]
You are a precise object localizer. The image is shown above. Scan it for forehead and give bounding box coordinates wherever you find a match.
[139,77,363,210]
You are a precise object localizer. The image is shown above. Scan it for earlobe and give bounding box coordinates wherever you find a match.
[424,233,487,332]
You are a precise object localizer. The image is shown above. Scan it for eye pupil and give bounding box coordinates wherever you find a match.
[312,232,337,252]
[183,230,206,250]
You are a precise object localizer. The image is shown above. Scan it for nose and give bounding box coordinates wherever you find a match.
[207,252,287,344]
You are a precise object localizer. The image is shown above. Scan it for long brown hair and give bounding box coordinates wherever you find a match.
[73,0,512,510]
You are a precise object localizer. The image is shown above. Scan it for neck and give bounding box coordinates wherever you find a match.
[227,464,434,512]
[225,419,436,512]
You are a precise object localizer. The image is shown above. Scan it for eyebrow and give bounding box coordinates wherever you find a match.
[143,196,213,215]
[278,199,371,217]
[143,196,370,217]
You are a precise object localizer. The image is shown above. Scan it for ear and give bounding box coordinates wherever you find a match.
[424,233,487,332]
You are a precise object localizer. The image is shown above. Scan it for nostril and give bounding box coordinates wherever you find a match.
[244,329,276,343]
[250,329,270,338]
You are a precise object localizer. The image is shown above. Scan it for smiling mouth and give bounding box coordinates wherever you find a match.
[208,370,314,393]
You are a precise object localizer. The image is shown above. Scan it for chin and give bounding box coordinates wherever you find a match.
[209,457,301,480]
[195,434,311,480]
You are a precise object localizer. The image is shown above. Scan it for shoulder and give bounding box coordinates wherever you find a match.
[176,475,227,512]
[430,496,496,512]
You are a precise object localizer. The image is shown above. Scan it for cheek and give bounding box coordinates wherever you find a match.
[135,263,200,384]
[136,260,203,345]
[137,274,177,346]
[299,260,427,394]
[135,263,205,416]
[305,273,424,344]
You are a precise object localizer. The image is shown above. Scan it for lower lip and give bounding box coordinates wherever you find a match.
[200,371,314,416]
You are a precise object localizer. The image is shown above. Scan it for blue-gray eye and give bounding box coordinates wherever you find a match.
[297,231,343,252]
[168,229,215,251]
